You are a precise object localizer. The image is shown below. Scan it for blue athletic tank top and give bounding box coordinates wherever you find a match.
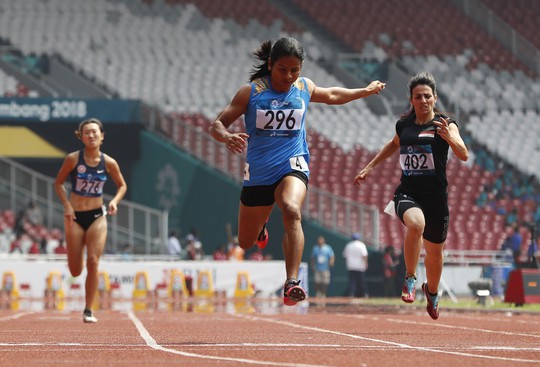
[70,150,107,197]
[243,76,310,186]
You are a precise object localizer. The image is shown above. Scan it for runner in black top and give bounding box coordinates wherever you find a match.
[354,73,468,319]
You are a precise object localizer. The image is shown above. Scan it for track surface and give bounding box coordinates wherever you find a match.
[1,299,539,367]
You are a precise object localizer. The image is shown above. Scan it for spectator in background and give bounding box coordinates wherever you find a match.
[499,227,514,263]
[183,234,204,260]
[28,238,40,254]
[225,223,245,261]
[475,185,489,207]
[527,225,538,269]
[167,230,182,257]
[13,209,27,237]
[310,236,335,298]
[9,233,24,253]
[228,238,245,261]
[192,240,204,260]
[39,235,49,254]
[343,233,369,298]
[534,206,540,228]
[249,247,265,261]
[54,239,68,254]
[213,244,228,261]
[505,208,518,227]
[510,225,523,268]
[382,245,399,297]
[25,200,43,227]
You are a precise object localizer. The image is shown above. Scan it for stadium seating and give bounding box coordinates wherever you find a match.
[0,209,64,254]
[483,0,540,51]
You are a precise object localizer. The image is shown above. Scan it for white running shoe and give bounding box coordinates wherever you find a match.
[83,310,98,323]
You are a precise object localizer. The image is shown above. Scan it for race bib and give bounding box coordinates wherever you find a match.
[399,145,435,176]
[255,98,305,137]
[289,156,309,172]
[75,178,105,195]
[243,162,250,181]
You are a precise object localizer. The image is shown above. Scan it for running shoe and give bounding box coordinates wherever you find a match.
[422,282,439,320]
[283,278,306,306]
[83,309,98,323]
[255,222,269,250]
[401,275,417,303]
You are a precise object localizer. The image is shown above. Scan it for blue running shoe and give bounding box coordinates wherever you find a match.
[401,275,417,303]
[422,282,439,320]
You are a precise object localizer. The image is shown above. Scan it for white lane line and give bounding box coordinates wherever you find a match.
[235,314,540,364]
[126,310,333,367]
[0,312,36,321]
[385,317,540,338]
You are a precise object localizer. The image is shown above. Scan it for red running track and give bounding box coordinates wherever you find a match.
[1,300,539,367]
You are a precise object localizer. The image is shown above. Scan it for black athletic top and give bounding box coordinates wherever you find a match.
[396,113,456,194]
[69,150,107,197]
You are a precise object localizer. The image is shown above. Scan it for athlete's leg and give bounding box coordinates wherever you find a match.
[423,240,444,294]
[83,217,107,311]
[274,176,307,280]
[401,207,425,277]
[64,218,86,277]
[237,204,273,250]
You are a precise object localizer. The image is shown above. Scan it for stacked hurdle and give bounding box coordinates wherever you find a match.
[194,270,215,313]
[233,271,256,314]
[44,271,65,310]
[96,271,112,309]
[1,271,20,310]
[132,271,150,311]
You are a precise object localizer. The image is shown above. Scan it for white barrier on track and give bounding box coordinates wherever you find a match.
[0,258,308,300]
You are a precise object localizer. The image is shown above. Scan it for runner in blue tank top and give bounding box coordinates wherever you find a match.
[211,37,385,306]
[354,73,469,319]
[54,118,127,323]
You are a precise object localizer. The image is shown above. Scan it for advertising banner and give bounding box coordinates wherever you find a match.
[0,98,141,124]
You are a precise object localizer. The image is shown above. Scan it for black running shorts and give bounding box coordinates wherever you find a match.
[240,171,308,207]
[393,188,449,244]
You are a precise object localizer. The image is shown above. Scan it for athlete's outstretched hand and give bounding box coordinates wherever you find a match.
[225,132,249,154]
[367,80,386,95]
[354,167,372,185]
[433,117,450,141]
[108,201,118,216]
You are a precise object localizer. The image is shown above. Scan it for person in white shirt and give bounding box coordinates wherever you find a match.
[343,233,369,297]
[167,230,182,256]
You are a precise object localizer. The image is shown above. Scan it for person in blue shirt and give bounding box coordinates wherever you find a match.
[54,118,127,323]
[210,37,385,306]
[310,236,335,298]
[510,225,523,268]
[526,225,538,269]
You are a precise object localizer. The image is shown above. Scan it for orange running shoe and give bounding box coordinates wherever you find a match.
[283,278,306,306]
[422,282,440,320]
[255,222,269,249]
